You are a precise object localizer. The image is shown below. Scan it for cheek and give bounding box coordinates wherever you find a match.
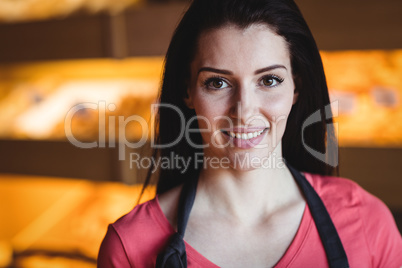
[193,103,217,132]
[262,93,294,120]
[193,95,228,125]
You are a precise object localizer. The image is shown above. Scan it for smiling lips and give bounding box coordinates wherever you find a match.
[221,127,269,149]
[227,129,265,140]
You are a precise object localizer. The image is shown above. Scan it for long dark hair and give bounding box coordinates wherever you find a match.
[140,0,337,198]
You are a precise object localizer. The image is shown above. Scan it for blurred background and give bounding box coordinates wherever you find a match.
[0,0,401,266]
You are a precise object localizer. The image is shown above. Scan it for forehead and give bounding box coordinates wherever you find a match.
[193,24,291,72]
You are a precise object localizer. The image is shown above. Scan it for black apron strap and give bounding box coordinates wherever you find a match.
[287,164,349,268]
[156,165,349,268]
[156,176,198,268]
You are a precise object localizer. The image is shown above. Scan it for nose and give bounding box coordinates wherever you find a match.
[229,85,259,125]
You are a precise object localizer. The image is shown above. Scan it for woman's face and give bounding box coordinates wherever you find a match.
[186,24,297,170]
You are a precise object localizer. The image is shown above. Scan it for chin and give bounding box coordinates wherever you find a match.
[227,150,282,171]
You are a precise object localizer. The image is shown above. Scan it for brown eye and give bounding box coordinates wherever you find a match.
[262,77,274,86]
[204,77,229,90]
[260,75,284,87]
[212,80,224,88]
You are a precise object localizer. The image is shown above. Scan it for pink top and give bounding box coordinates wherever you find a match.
[98,173,402,267]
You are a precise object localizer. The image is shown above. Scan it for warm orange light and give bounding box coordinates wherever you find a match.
[0,174,155,267]
[321,50,402,147]
[0,58,163,140]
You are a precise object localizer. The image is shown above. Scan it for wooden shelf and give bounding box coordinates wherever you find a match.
[0,3,188,63]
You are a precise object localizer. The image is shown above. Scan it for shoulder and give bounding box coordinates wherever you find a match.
[304,172,360,200]
[304,172,393,225]
[113,197,164,232]
[304,172,395,216]
[304,172,402,267]
[113,197,175,247]
[304,172,387,207]
[98,224,131,268]
[98,198,175,267]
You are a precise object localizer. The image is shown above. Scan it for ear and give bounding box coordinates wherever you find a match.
[292,88,299,105]
[184,88,194,109]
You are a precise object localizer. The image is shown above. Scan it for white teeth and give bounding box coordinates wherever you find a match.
[227,129,266,140]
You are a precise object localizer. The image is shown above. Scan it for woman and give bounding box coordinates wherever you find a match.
[98,0,402,267]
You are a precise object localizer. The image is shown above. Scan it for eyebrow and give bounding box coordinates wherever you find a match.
[197,64,287,75]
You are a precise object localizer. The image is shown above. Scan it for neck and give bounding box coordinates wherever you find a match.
[196,148,303,225]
